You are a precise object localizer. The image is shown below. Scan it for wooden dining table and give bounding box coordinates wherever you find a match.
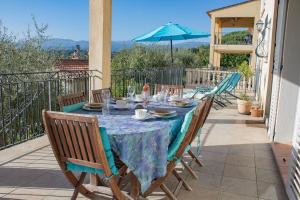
[73,100,197,198]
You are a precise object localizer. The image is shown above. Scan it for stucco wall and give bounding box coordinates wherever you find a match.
[255,0,276,116]
[274,0,300,143]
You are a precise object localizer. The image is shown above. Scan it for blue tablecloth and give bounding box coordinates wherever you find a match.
[74,102,196,192]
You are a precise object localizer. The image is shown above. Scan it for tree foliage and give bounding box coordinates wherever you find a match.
[112,31,251,70]
[220,31,251,69]
[111,45,210,70]
[237,61,254,100]
[221,31,249,45]
[0,18,61,73]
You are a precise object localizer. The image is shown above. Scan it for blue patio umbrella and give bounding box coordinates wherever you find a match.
[133,22,210,64]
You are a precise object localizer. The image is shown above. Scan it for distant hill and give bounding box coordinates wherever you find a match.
[42,38,209,52]
[42,39,89,50]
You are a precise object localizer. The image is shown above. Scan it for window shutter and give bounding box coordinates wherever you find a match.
[287,91,300,200]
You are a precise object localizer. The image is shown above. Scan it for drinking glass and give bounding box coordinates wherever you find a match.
[101,90,111,115]
[127,85,135,101]
[161,86,169,103]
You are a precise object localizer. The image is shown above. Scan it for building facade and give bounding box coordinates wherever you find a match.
[207,0,260,69]
[256,0,300,199]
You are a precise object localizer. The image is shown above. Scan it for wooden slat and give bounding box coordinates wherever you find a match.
[80,122,95,162]
[62,120,76,158]
[87,123,102,163]
[50,120,65,157]
[56,120,71,158]
[67,120,82,159]
[74,121,88,160]
[66,158,104,169]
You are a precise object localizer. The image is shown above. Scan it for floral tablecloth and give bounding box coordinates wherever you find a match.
[75,102,196,192]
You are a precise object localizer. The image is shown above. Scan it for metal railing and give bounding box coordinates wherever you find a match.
[0,70,102,149]
[111,67,184,97]
[214,32,253,45]
[185,68,256,92]
[0,67,184,149]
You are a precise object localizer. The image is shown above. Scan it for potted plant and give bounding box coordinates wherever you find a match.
[237,61,254,114]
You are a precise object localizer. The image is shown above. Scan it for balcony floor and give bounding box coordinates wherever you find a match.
[0,106,288,200]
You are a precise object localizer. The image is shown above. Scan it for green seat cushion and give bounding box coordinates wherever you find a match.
[63,102,85,112]
[167,108,195,161]
[66,127,119,175]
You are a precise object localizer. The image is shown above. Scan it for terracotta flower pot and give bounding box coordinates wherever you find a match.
[237,99,252,114]
[250,107,263,117]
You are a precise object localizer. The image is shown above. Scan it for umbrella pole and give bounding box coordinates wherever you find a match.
[170,40,173,66]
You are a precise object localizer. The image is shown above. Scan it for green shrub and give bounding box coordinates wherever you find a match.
[237,61,254,100]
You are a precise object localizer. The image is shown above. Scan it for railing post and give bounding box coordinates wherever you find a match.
[48,80,52,111]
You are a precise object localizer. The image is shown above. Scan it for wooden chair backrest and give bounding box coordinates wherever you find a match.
[154,84,183,96]
[174,101,207,159]
[92,88,112,103]
[189,95,214,144]
[57,92,86,111]
[202,95,214,124]
[42,111,112,176]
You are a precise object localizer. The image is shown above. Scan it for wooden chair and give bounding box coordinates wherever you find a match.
[180,95,215,179]
[154,84,184,97]
[92,88,112,103]
[141,99,209,200]
[57,92,86,111]
[42,111,132,200]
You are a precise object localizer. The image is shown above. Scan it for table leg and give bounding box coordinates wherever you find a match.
[130,172,140,200]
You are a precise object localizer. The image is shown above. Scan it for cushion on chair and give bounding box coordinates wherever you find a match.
[66,127,119,175]
[167,108,195,161]
[62,102,85,112]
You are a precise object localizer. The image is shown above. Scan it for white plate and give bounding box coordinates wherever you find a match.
[152,113,178,119]
[114,105,129,110]
[149,110,176,116]
[170,103,194,108]
[131,114,153,121]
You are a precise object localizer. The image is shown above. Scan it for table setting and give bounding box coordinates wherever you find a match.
[72,84,198,193]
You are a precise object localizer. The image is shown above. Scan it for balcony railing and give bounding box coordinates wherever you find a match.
[0,70,101,149]
[111,67,184,97]
[185,68,256,91]
[214,32,253,45]
[0,66,254,149]
[0,67,184,149]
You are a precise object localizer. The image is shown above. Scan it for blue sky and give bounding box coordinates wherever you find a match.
[0,0,245,41]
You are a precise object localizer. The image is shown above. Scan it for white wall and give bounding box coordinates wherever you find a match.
[274,0,300,143]
[255,0,276,116]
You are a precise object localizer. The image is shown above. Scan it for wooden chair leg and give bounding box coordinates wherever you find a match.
[172,170,192,191]
[188,150,204,167]
[129,172,140,200]
[117,165,128,187]
[181,160,198,179]
[160,183,178,200]
[108,176,132,200]
[71,172,87,200]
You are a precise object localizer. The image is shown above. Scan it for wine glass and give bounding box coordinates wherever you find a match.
[127,85,135,101]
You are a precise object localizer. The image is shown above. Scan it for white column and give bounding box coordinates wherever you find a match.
[89,0,112,89]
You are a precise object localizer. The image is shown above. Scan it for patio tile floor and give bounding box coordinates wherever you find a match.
[0,106,288,200]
